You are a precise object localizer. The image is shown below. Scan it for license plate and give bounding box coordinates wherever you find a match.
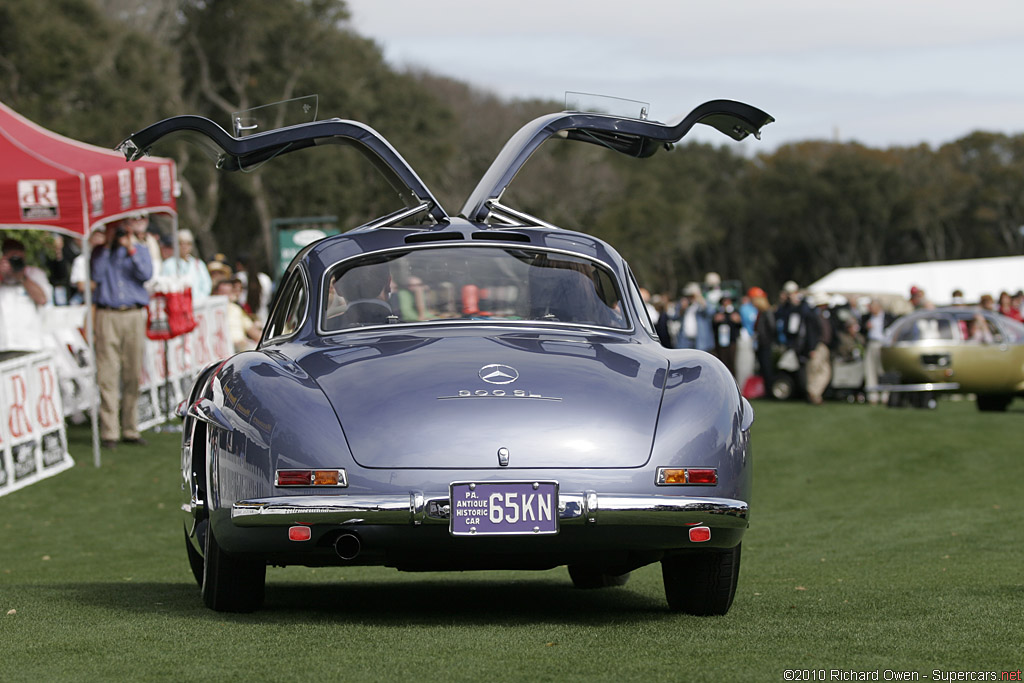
[449,481,559,536]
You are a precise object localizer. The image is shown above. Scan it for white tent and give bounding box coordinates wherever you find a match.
[807,256,1024,308]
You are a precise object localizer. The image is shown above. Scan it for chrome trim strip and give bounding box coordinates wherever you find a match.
[233,495,414,525]
[351,202,433,232]
[484,199,562,230]
[865,382,960,393]
[410,490,425,526]
[583,490,598,524]
[231,493,748,528]
[261,264,311,345]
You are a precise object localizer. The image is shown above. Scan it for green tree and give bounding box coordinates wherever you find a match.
[941,132,1024,257]
[0,0,179,145]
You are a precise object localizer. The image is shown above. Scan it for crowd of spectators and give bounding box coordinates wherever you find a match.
[3,220,1022,418]
[644,275,1024,406]
[0,215,275,447]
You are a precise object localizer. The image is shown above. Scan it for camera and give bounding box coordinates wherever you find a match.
[8,256,25,272]
[114,227,127,241]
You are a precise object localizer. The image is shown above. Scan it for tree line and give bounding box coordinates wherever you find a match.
[3,0,1023,296]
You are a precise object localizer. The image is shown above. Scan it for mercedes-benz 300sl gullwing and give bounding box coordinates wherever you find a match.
[118,96,772,614]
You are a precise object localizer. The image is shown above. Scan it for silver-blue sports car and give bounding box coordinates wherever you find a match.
[119,96,772,614]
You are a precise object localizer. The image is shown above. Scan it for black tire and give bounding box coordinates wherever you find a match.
[771,374,796,401]
[662,544,741,615]
[976,394,1012,412]
[184,524,204,587]
[567,565,631,589]
[202,522,266,612]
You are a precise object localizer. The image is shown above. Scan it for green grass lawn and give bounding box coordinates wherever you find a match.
[2,400,1022,682]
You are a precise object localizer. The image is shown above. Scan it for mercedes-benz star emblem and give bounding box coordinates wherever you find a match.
[479,364,519,385]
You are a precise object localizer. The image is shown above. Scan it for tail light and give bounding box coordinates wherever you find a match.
[656,467,718,486]
[275,469,348,487]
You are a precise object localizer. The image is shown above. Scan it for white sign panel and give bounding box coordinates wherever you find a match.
[0,351,73,498]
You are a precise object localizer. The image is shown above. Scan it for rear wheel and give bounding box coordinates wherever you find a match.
[567,565,631,589]
[976,394,1012,412]
[202,522,266,612]
[662,544,741,615]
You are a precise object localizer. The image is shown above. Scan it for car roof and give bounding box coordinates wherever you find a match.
[297,217,628,278]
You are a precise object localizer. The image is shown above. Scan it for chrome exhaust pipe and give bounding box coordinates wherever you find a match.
[334,532,361,561]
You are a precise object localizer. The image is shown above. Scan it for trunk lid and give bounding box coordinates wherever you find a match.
[297,331,666,469]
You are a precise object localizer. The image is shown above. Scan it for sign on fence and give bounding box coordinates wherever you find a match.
[0,351,73,498]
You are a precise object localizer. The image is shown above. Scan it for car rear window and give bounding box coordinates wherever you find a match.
[321,246,628,332]
[890,316,954,342]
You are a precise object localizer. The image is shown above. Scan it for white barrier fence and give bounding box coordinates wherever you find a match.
[136,297,231,431]
[0,351,73,497]
[0,297,231,497]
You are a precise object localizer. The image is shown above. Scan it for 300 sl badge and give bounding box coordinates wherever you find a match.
[437,389,561,400]
[450,481,559,536]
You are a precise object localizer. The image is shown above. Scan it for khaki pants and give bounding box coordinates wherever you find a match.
[95,307,146,441]
[864,339,887,404]
[806,342,831,402]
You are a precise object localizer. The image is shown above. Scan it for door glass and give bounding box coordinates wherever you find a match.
[232,95,319,137]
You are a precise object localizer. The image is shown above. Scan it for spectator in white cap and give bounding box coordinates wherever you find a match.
[160,228,211,304]
[677,282,714,351]
[704,271,723,308]
[805,292,834,405]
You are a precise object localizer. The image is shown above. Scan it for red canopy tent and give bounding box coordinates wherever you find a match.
[1,100,178,466]
[0,99,176,236]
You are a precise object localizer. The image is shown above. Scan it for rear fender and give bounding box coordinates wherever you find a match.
[198,350,353,515]
[649,351,752,502]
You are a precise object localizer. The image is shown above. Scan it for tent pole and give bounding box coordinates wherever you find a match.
[85,232,100,468]
[164,214,179,426]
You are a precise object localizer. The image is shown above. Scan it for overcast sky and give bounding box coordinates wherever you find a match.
[344,0,1024,151]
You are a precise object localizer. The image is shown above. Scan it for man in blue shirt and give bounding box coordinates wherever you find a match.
[91,216,153,448]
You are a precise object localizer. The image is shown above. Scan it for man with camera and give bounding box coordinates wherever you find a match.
[91,217,153,448]
[0,237,52,354]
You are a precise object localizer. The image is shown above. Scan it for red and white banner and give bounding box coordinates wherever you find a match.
[0,351,73,498]
[0,297,232,496]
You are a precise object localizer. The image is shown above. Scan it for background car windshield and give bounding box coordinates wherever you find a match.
[890,315,955,343]
[322,246,627,331]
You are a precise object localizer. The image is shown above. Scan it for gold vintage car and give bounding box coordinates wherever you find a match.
[881,307,1024,411]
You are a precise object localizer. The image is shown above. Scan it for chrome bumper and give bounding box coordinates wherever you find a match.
[231,492,748,529]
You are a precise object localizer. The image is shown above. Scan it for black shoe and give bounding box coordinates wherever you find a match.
[122,436,148,446]
[101,439,118,449]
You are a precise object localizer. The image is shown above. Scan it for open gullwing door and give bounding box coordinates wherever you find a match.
[461,99,773,224]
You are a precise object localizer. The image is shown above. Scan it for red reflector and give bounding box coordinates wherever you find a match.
[689,526,711,543]
[276,470,312,486]
[687,468,717,485]
[288,526,312,542]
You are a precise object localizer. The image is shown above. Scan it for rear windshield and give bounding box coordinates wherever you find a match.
[889,310,1021,344]
[890,316,955,342]
[321,246,628,332]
